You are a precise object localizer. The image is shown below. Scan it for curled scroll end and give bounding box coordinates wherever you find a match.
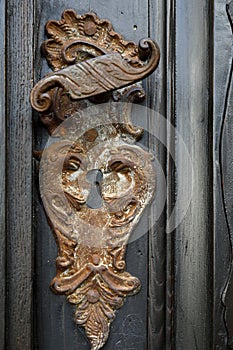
[138,38,160,69]
[30,89,53,113]
[30,74,56,113]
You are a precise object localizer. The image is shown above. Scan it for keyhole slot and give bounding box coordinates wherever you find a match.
[86,169,103,209]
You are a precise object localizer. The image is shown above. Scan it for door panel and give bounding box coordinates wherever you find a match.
[2,0,233,349]
[174,1,213,348]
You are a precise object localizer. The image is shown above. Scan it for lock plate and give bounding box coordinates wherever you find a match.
[31,10,160,350]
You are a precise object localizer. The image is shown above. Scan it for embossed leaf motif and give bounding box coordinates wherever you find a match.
[42,9,143,71]
[61,248,140,350]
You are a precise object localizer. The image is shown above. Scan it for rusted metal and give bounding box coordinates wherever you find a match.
[30,41,159,114]
[30,9,160,350]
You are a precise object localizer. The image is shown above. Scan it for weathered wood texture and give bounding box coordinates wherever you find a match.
[213,1,233,348]
[0,1,6,349]
[174,1,214,349]
[148,1,167,349]
[3,0,233,349]
[5,1,34,349]
[217,1,233,348]
[164,1,176,348]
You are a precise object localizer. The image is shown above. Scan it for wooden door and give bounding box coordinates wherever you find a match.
[1,0,233,349]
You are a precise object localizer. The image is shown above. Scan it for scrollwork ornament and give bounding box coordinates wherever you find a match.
[31,9,160,350]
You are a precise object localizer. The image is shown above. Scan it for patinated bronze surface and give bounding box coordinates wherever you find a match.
[31,9,159,350]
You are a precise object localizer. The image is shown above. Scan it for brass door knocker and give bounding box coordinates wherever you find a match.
[31,10,160,350]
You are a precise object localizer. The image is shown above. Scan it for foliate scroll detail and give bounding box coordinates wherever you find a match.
[52,236,140,350]
[40,131,156,350]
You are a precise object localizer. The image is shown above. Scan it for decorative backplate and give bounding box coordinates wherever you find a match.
[31,9,160,350]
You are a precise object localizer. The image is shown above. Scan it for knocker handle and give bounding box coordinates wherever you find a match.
[30,38,160,114]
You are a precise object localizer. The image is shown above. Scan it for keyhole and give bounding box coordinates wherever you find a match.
[86,169,103,209]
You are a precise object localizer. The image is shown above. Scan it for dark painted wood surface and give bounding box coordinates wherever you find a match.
[5,1,34,349]
[164,1,176,348]
[0,1,6,349]
[218,2,233,349]
[148,1,167,349]
[174,1,214,349]
[2,0,233,349]
[213,2,233,349]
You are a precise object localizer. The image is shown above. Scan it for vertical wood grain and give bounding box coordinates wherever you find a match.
[174,0,214,348]
[0,1,6,349]
[216,1,233,348]
[213,2,233,348]
[164,1,176,348]
[147,1,167,349]
[6,1,34,349]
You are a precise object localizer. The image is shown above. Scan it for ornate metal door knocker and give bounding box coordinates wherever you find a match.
[31,10,160,350]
